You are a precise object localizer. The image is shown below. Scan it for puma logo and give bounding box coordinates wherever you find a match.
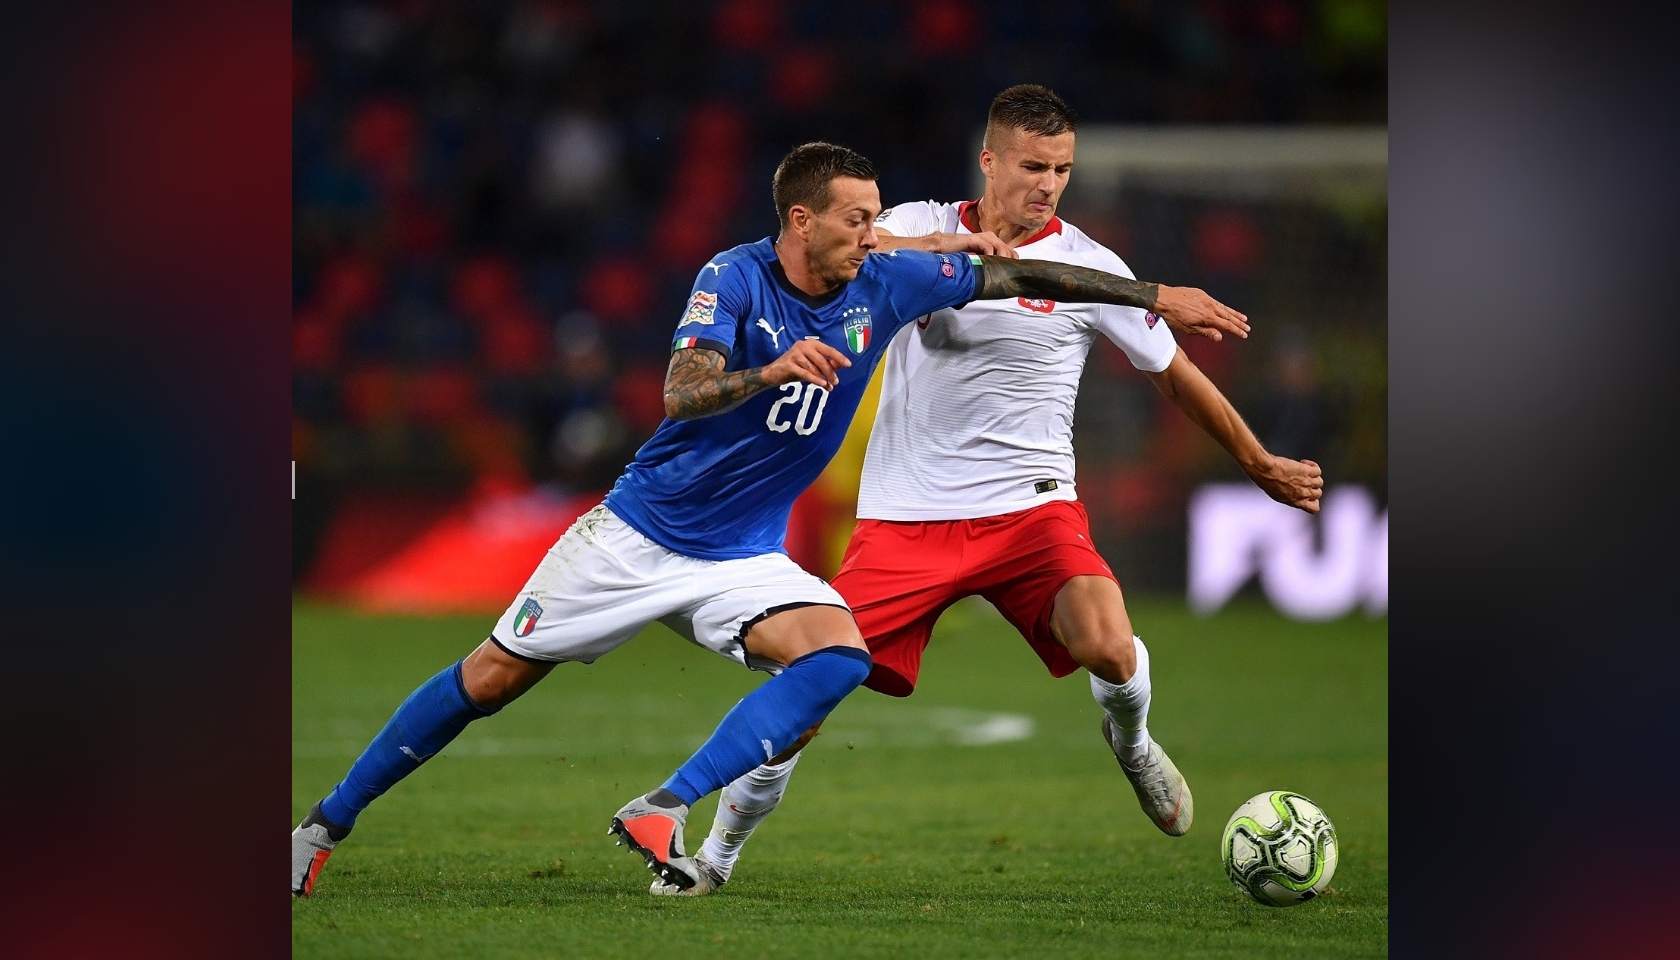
[761,739,775,760]
[703,261,730,276]
[399,745,434,763]
[756,318,786,347]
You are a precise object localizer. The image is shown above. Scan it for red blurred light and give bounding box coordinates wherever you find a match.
[910,0,979,55]
[713,0,782,52]
[613,364,671,433]
[584,257,656,323]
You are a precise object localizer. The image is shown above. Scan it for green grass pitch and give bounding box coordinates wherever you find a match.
[292,596,1387,959]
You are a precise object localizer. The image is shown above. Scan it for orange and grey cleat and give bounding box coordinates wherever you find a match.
[608,791,699,890]
[291,801,350,897]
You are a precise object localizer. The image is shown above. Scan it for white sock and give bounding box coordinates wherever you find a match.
[1090,636,1153,766]
[697,752,801,878]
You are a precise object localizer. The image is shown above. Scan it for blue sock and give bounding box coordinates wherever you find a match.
[319,660,496,828]
[662,646,871,805]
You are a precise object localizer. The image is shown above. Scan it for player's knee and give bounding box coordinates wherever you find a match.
[822,612,866,651]
[1079,633,1137,685]
[462,675,515,712]
[462,639,551,710]
[751,604,865,666]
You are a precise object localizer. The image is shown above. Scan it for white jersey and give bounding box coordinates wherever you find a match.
[856,200,1178,521]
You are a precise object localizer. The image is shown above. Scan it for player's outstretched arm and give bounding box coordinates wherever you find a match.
[663,342,852,420]
[975,256,1251,341]
[1143,349,1323,514]
[875,229,1018,258]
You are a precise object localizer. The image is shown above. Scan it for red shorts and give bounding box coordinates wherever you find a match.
[830,499,1116,697]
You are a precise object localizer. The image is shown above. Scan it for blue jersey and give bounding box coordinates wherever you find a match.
[604,238,982,560]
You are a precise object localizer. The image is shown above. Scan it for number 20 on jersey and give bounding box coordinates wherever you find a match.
[766,383,830,435]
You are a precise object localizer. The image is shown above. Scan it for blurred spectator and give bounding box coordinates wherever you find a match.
[347,97,418,197]
[333,4,400,61]
[552,311,612,395]
[536,311,622,484]
[499,1,589,76]
[530,107,622,214]
[553,407,616,466]
[1250,326,1334,464]
[1190,204,1263,308]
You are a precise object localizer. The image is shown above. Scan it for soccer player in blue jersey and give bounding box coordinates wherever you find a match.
[292,142,1247,896]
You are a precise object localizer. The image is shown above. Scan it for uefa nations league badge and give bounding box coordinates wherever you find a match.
[513,597,543,637]
[842,306,872,353]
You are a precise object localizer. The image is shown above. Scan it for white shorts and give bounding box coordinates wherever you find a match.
[490,503,849,672]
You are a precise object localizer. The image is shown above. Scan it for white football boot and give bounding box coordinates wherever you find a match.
[1102,715,1193,836]
[291,802,350,897]
[649,768,788,897]
[649,856,727,897]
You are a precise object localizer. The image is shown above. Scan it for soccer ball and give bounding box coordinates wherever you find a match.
[1220,791,1338,907]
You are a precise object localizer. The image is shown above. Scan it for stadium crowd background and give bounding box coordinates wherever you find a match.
[291,0,1386,599]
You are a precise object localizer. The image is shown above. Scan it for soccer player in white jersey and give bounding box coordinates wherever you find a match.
[654,86,1323,896]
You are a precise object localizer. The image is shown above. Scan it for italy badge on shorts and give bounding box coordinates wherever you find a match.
[842,306,872,353]
[513,597,543,637]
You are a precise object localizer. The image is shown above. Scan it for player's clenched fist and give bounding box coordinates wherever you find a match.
[1249,456,1324,514]
[763,338,851,390]
[1152,285,1251,342]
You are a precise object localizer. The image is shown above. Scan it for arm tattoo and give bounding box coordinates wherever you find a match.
[976,256,1160,311]
[663,348,771,420]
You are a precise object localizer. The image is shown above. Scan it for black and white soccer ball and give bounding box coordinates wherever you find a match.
[1220,791,1338,907]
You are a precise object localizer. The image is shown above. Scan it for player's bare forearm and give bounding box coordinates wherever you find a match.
[873,232,926,252]
[878,231,1017,258]
[663,348,770,420]
[976,256,1159,310]
[1146,351,1323,512]
[1148,352,1266,470]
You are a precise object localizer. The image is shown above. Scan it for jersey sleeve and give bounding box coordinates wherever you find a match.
[1088,249,1178,373]
[671,257,750,357]
[874,248,983,323]
[873,200,938,238]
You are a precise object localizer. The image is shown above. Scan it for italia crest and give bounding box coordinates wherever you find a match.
[842,306,872,353]
[513,597,543,637]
